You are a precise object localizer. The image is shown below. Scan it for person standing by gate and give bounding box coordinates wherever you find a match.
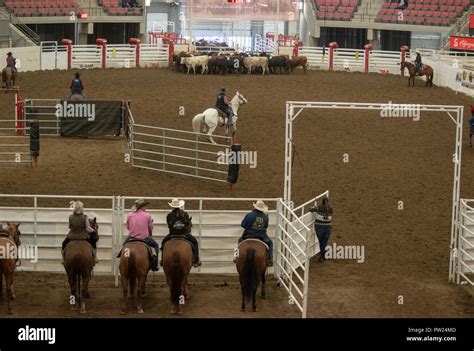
[310,197,333,263]
[29,119,39,168]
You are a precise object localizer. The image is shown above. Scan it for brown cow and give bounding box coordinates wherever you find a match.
[288,56,308,74]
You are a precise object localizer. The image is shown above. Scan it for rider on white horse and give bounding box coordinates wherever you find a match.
[215,87,234,128]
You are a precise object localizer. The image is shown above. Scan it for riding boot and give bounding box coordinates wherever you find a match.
[151,255,159,272]
[93,249,99,264]
[61,250,65,265]
[192,249,202,268]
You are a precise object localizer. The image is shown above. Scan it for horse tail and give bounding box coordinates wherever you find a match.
[243,247,257,303]
[128,251,137,296]
[71,253,83,304]
[192,113,205,133]
[170,250,183,306]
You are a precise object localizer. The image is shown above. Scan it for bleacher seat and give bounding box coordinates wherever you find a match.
[314,0,360,21]
[2,0,143,17]
[374,0,470,26]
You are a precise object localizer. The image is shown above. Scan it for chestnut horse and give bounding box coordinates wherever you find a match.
[401,61,433,87]
[119,241,151,314]
[236,239,267,312]
[64,218,98,314]
[163,214,193,314]
[2,67,16,89]
[0,223,21,314]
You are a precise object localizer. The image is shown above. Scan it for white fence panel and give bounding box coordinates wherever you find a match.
[459,199,474,285]
[0,195,116,274]
[140,44,169,68]
[130,123,232,183]
[71,45,102,69]
[369,50,402,74]
[333,48,365,72]
[299,46,327,70]
[106,44,136,69]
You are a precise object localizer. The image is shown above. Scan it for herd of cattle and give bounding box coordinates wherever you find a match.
[172,51,308,75]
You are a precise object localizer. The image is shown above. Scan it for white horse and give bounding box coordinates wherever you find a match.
[192,91,248,144]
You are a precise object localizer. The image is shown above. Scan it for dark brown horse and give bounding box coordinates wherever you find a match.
[64,218,98,314]
[2,67,16,89]
[0,223,21,314]
[402,61,434,87]
[119,241,151,314]
[236,239,267,312]
[163,213,193,314]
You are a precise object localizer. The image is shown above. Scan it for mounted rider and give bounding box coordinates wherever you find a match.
[121,199,160,271]
[6,52,17,73]
[161,198,202,268]
[61,201,99,264]
[215,87,234,128]
[414,51,422,74]
[67,72,85,99]
[235,200,273,267]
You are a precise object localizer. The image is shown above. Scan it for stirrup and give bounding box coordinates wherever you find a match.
[266,260,273,267]
[193,261,202,268]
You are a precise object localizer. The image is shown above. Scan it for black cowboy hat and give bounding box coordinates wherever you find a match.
[220,87,226,92]
[6,52,12,55]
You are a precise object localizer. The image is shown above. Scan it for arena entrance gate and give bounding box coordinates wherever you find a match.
[283,101,464,285]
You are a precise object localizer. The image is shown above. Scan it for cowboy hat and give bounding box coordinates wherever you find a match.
[220,87,226,92]
[6,52,12,55]
[253,200,268,212]
[132,199,150,211]
[168,198,185,209]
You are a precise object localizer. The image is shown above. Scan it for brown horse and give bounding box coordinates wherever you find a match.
[63,218,98,314]
[402,61,434,87]
[0,223,21,314]
[236,239,267,312]
[2,67,16,89]
[119,241,151,314]
[163,213,193,314]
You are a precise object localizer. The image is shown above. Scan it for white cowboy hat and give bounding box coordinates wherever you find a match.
[168,198,185,209]
[253,200,268,212]
[132,199,150,211]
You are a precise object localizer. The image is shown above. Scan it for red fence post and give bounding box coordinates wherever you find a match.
[364,43,373,73]
[96,38,107,69]
[400,45,409,76]
[61,39,73,70]
[129,38,140,67]
[329,42,338,71]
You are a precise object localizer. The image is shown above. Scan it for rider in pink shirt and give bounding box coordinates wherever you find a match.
[121,199,160,271]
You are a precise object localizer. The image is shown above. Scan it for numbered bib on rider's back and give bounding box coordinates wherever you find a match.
[15,58,21,69]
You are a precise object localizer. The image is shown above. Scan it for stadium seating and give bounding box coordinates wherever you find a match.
[375,0,471,26]
[314,0,362,21]
[2,0,143,17]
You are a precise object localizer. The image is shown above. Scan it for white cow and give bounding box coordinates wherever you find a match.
[243,56,269,75]
[181,56,209,75]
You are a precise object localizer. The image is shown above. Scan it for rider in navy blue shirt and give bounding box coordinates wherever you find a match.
[215,87,234,128]
[67,72,85,99]
[237,200,273,266]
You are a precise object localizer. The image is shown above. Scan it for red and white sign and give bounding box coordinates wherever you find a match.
[450,36,474,51]
[470,14,474,28]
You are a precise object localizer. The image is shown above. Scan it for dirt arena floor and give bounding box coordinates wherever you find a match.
[1,68,474,318]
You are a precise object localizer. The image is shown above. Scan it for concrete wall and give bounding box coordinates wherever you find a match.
[0,46,40,71]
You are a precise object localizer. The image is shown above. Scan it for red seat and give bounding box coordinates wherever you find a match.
[447,11,457,16]
[417,10,425,16]
[342,12,351,20]
[425,10,433,16]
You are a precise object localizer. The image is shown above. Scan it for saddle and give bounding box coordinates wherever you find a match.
[239,238,269,251]
[163,235,192,249]
[117,239,154,259]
